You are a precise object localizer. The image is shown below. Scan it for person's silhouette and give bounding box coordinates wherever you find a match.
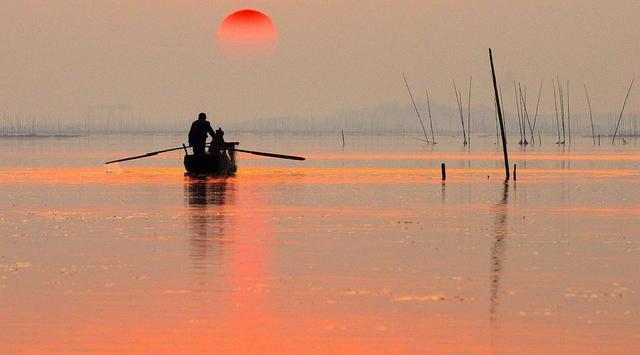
[188,113,215,155]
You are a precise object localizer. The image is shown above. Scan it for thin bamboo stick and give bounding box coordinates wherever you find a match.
[558,78,566,144]
[519,83,533,144]
[453,79,467,145]
[531,79,544,143]
[467,76,472,146]
[612,79,635,144]
[425,89,436,143]
[514,82,523,144]
[402,73,430,143]
[553,80,561,143]
[584,84,596,145]
[567,81,571,145]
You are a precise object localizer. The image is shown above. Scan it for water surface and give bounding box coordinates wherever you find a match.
[1,134,639,354]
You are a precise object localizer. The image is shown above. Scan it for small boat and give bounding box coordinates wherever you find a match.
[184,142,239,175]
[105,141,304,171]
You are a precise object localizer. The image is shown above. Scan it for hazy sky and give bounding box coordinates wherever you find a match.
[1,0,639,125]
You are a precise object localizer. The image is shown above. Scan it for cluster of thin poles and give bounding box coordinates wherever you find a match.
[551,78,572,145]
[403,73,436,144]
[404,49,634,181]
[0,114,68,137]
[452,78,472,146]
[511,80,544,146]
[403,73,635,148]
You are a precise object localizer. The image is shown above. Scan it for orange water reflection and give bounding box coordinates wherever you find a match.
[1,156,640,353]
[1,165,638,187]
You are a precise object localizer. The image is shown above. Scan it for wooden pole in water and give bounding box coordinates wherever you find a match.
[531,79,544,143]
[519,83,533,144]
[499,87,507,137]
[514,82,523,144]
[567,81,571,146]
[553,80,561,143]
[453,79,467,145]
[612,79,635,144]
[402,73,430,144]
[584,84,596,145]
[558,77,566,144]
[538,131,542,146]
[513,164,517,181]
[441,163,446,181]
[489,49,510,181]
[425,89,436,143]
[467,76,473,146]
[494,97,499,145]
[341,130,345,147]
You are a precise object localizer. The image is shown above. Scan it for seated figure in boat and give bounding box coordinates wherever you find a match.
[188,112,215,155]
[209,127,233,170]
[209,127,227,152]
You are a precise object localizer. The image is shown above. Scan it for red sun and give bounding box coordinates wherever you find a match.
[217,9,278,58]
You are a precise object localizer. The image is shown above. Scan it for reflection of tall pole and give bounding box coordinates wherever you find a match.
[489,49,510,180]
[490,182,509,330]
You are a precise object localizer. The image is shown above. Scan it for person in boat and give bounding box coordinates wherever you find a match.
[209,127,227,152]
[209,127,232,168]
[188,113,215,155]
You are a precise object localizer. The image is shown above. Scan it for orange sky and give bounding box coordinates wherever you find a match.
[1,0,639,123]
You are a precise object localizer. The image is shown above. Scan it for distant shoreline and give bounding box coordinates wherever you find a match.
[0,134,81,139]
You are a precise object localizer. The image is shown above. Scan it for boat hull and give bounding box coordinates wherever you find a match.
[183,152,237,175]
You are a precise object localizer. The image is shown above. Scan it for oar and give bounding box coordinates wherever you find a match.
[105,146,187,164]
[233,148,305,161]
[105,145,306,164]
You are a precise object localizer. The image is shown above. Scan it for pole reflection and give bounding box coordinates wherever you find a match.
[184,175,236,272]
[490,181,510,343]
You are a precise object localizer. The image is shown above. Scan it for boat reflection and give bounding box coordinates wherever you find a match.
[184,175,236,272]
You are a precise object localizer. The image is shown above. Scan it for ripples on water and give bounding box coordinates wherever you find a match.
[0,134,638,353]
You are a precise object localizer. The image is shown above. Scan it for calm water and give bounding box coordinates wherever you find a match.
[1,133,639,354]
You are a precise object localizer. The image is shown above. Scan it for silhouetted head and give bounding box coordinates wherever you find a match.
[198,112,207,120]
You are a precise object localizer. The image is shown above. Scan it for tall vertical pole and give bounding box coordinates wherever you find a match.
[489,49,510,180]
